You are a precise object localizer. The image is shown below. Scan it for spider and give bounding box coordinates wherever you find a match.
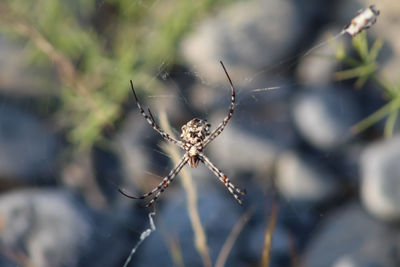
[119,61,246,207]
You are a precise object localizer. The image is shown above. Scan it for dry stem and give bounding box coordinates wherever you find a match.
[0,3,110,127]
[260,203,278,267]
[159,112,212,267]
[215,208,253,267]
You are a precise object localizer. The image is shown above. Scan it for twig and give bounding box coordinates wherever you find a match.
[159,112,212,267]
[215,208,253,267]
[0,3,110,127]
[123,212,156,267]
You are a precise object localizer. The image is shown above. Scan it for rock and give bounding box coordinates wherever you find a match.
[375,1,400,86]
[333,254,390,267]
[276,151,339,204]
[0,104,58,183]
[206,120,282,179]
[80,204,146,267]
[0,189,91,267]
[0,256,18,267]
[181,0,311,86]
[360,136,400,222]
[292,87,360,150]
[0,35,43,96]
[304,202,400,267]
[191,75,296,170]
[296,27,346,86]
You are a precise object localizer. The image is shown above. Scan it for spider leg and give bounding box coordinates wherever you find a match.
[199,153,246,205]
[119,154,189,207]
[130,80,183,148]
[203,61,236,148]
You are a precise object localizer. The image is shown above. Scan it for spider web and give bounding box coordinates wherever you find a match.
[0,0,383,267]
[119,28,351,266]
[93,1,382,265]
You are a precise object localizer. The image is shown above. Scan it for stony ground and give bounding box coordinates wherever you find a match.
[0,0,400,266]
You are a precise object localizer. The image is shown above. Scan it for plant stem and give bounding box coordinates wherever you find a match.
[159,112,212,267]
[351,97,400,134]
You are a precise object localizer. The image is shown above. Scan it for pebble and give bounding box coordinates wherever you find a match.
[292,87,360,150]
[360,135,400,222]
[181,0,309,85]
[0,35,43,96]
[304,202,400,267]
[276,151,339,204]
[206,120,281,178]
[0,189,91,267]
[0,104,58,183]
[296,27,346,86]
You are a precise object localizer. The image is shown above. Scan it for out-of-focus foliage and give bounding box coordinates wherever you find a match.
[334,32,400,137]
[0,0,226,150]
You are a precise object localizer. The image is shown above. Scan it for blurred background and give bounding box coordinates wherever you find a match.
[0,0,399,266]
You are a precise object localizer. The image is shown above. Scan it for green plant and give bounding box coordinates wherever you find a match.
[334,31,400,137]
[0,0,226,151]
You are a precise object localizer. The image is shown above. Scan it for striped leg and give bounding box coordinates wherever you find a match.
[130,80,183,148]
[203,61,235,148]
[119,155,189,207]
[200,153,246,205]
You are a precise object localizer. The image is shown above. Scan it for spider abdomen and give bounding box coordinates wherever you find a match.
[180,118,211,144]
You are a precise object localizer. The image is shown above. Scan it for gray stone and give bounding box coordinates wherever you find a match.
[333,255,386,267]
[0,104,58,183]
[360,136,400,222]
[0,35,44,96]
[296,27,346,86]
[376,2,400,86]
[292,87,360,150]
[304,202,400,267]
[276,151,339,204]
[81,204,144,267]
[181,0,309,86]
[0,256,18,267]
[206,120,282,178]
[0,189,91,267]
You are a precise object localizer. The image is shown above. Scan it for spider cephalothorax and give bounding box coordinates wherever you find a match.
[119,61,246,206]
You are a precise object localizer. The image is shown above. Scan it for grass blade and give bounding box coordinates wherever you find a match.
[215,209,253,267]
[260,203,279,267]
